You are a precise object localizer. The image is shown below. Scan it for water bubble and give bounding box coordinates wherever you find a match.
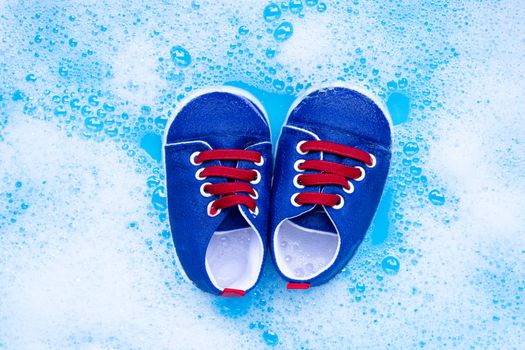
[265,47,277,59]
[12,90,24,101]
[317,2,327,12]
[387,81,397,90]
[238,25,249,35]
[262,330,279,347]
[410,166,422,176]
[147,175,160,188]
[382,256,400,275]
[403,142,419,157]
[105,127,118,137]
[273,79,285,90]
[88,95,100,106]
[58,67,68,77]
[103,102,115,112]
[25,74,37,82]
[53,106,67,117]
[289,0,303,14]
[84,117,103,132]
[263,4,282,22]
[152,186,167,211]
[429,189,445,206]
[356,282,366,293]
[170,45,192,67]
[305,0,318,6]
[68,38,78,47]
[274,22,294,42]
[70,98,80,110]
[81,105,93,117]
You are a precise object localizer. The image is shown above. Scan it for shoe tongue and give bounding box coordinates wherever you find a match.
[217,207,250,231]
[290,206,337,234]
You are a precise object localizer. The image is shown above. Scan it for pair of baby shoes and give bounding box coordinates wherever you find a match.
[163,85,392,296]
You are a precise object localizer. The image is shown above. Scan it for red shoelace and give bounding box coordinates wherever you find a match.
[191,149,263,216]
[292,140,376,208]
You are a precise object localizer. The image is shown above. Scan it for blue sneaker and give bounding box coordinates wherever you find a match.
[164,87,272,296]
[269,85,392,289]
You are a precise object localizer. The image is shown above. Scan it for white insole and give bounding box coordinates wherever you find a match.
[273,220,340,280]
[205,227,264,291]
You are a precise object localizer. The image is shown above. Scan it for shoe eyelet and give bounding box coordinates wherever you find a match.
[255,156,264,166]
[332,195,344,210]
[195,168,206,180]
[294,159,305,172]
[355,166,366,181]
[207,201,221,217]
[250,189,259,200]
[200,182,212,197]
[367,153,377,168]
[296,140,308,155]
[250,170,261,185]
[290,193,301,207]
[249,206,259,216]
[293,174,305,189]
[190,151,202,165]
[343,181,354,194]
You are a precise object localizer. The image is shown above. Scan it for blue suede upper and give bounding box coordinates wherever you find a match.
[164,91,272,294]
[270,87,392,286]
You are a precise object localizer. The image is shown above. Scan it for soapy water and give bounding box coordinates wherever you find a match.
[0,0,524,348]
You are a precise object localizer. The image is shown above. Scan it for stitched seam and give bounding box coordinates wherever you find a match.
[284,124,391,151]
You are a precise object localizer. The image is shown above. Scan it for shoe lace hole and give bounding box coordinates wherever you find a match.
[195,168,206,180]
[296,141,308,155]
[255,156,264,166]
[190,152,202,165]
[333,195,344,209]
[250,170,261,184]
[207,201,221,217]
[290,193,301,207]
[293,174,305,189]
[294,159,305,172]
[367,153,377,168]
[200,182,212,197]
[355,166,366,181]
[343,181,354,194]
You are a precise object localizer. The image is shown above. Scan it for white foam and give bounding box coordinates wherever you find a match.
[0,118,246,349]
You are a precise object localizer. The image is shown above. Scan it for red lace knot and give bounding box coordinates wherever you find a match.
[291,140,376,209]
[190,149,264,217]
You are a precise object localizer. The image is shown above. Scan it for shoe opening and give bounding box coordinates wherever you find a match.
[273,207,340,281]
[205,208,264,292]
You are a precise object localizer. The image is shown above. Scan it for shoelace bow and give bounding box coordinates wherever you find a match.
[191,149,263,216]
[292,140,376,208]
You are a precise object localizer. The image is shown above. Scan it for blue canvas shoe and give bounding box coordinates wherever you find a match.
[270,85,392,289]
[164,87,272,296]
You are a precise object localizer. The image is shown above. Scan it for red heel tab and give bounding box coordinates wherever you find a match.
[220,288,246,297]
[287,282,311,290]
